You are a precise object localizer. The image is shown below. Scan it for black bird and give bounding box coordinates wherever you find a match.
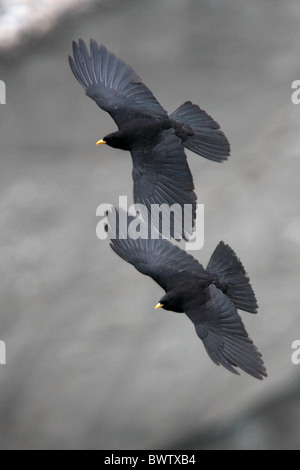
[107,211,267,380]
[69,39,230,238]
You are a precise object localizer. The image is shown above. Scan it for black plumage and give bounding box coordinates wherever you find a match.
[69,39,230,238]
[107,211,267,380]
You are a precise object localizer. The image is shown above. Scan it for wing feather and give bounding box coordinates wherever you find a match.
[132,129,197,240]
[69,39,168,127]
[107,210,203,291]
[186,285,267,379]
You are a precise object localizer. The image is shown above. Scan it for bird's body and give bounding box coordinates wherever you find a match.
[103,116,199,154]
[103,117,172,151]
[156,275,210,314]
[69,40,230,238]
[107,211,267,380]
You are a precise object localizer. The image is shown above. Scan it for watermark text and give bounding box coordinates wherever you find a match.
[0,341,6,365]
[96,196,204,251]
[0,80,6,104]
[291,80,300,104]
[291,340,300,365]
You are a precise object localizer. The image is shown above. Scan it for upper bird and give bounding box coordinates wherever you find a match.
[69,39,230,238]
[107,210,267,380]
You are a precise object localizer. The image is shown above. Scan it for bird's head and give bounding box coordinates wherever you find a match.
[155,291,184,313]
[96,131,130,151]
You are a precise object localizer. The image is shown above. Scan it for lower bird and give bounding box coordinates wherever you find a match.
[69,39,230,239]
[106,210,267,380]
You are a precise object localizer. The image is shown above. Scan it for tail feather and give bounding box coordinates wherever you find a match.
[207,241,258,313]
[170,101,230,162]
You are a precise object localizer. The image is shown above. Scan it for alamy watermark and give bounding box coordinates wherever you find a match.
[291,80,300,104]
[0,341,6,365]
[291,340,300,365]
[96,196,204,251]
[0,80,6,104]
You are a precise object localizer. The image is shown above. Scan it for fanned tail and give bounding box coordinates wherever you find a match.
[170,101,230,162]
[207,241,258,313]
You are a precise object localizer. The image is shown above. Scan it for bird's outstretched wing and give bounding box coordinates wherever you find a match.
[186,285,267,379]
[107,209,203,292]
[132,129,197,240]
[69,39,168,128]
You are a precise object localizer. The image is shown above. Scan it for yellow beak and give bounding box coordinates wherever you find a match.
[96,139,106,145]
[155,303,163,309]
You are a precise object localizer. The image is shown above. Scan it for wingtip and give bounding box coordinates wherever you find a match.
[90,38,98,49]
[72,39,79,56]
[72,39,79,49]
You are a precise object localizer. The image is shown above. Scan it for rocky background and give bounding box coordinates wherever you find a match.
[0,0,300,450]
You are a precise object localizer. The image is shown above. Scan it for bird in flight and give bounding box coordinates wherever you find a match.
[69,39,230,239]
[106,210,267,380]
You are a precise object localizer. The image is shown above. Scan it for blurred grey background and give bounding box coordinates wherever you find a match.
[1,0,300,450]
